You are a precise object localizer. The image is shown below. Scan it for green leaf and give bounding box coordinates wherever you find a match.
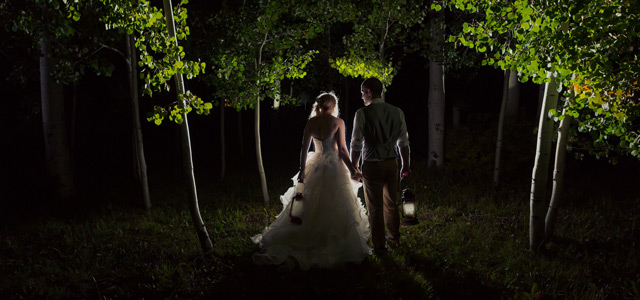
[463,22,470,33]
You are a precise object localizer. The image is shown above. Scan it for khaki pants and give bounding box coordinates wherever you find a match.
[362,159,400,251]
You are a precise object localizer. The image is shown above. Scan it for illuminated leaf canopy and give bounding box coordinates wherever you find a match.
[449,0,640,161]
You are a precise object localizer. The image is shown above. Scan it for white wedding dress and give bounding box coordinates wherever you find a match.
[252,135,372,270]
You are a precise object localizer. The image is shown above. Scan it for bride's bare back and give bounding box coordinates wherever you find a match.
[307,114,340,140]
[299,113,356,181]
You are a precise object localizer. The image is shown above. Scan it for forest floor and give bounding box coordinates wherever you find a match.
[2,126,640,299]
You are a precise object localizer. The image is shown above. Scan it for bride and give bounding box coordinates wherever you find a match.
[251,91,372,271]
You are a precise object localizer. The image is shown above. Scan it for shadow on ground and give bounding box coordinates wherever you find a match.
[204,248,505,300]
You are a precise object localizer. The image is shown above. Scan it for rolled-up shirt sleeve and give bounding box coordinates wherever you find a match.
[350,109,365,152]
[396,109,410,148]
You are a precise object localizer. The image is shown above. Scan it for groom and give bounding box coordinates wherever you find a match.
[350,77,411,255]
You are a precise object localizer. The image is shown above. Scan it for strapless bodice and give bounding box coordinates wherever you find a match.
[313,136,336,154]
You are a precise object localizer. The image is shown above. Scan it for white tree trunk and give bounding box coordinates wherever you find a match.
[505,70,520,123]
[255,93,270,206]
[40,36,75,201]
[255,32,270,206]
[529,72,559,251]
[545,109,572,242]
[164,0,213,253]
[126,34,151,209]
[427,8,446,170]
[493,69,511,188]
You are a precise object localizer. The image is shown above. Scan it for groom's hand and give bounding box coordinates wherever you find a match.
[351,169,363,181]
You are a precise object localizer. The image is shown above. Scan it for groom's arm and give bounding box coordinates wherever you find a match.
[350,150,362,170]
[399,145,410,178]
[350,110,364,170]
[349,149,362,181]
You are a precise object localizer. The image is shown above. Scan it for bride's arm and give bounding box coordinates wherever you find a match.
[337,120,357,176]
[299,122,313,182]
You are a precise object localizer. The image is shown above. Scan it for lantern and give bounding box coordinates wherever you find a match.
[289,181,304,225]
[401,187,418,226]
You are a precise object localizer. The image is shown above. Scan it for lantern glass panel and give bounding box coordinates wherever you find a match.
[403,202,415,217]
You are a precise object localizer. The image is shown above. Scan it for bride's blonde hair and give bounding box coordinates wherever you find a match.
[309,91,340,119]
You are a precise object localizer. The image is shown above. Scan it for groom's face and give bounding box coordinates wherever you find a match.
[361,86,372,104]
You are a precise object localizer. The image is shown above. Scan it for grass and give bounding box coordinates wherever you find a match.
[2,125,639,299]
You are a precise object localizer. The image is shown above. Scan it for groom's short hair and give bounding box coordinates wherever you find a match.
[362,78,383,96]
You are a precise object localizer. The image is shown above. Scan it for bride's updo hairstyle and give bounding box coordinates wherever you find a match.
[309,91,340,119]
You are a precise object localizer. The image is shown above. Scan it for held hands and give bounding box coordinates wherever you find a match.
[351,168,363,182]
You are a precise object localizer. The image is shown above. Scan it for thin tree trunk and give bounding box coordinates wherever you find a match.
[427,8,446,170]
[545,109,572,242]
[126,34,151,209]
[505,70,520,123]
[255,92,270,206]
[220,101,226,180]
[255,32,270,206]
[273,80,281,110]
[493,69,511,188]
[529,72,559,251]
[289,81,294,99]
[40,36,75,201]
[163,0,213,253]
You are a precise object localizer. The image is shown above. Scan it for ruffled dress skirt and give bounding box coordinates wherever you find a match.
[252,149,371,270]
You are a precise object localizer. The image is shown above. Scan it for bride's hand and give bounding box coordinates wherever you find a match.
[351,169,362,182]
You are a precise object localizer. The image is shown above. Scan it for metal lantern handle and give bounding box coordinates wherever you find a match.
[289,180,304,225]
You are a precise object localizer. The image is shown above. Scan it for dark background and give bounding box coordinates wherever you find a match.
[0,45,549,211]
[1,9,628,218]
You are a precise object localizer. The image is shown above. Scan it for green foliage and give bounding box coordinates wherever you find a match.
[65,0,211,125]
[329,56,396,88]
[2,0,120,85]
[198,0,322,111]
[330,0,427,88]
[448,0,640,161]
[145,90,211,125]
